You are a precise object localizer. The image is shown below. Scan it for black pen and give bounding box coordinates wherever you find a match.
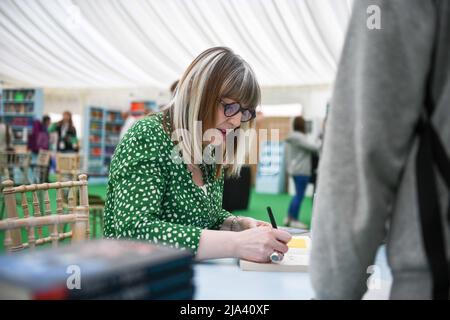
[267,206,283,262]
[267,206,277,229]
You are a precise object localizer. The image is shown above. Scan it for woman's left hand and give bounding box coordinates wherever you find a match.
[238,217,272,230]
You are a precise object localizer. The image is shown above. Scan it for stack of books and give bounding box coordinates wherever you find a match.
[0,239,195,300]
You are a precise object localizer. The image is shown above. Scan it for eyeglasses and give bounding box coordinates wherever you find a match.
[219,100,256,123]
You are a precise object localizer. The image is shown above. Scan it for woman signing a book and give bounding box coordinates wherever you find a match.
[104,47,291,262]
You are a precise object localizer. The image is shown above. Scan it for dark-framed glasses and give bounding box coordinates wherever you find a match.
[219,100,256,122]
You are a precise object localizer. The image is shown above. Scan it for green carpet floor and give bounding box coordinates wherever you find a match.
[234,190,312,227]
[87,183,313,226]
[0,183,312,252]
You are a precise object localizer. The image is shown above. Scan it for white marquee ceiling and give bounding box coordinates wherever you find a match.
[0,0,352,88]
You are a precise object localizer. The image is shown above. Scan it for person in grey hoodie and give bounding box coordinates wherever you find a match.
[284,116,320,229]
[310,0,450,299]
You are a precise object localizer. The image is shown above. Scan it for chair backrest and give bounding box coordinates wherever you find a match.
[32,149,52,183]
[0,152,7,179]
[0,151,31,168]
[36,149,51,167]
[0,174,90,253]
[55,153,81,181]
[0,151,32,183]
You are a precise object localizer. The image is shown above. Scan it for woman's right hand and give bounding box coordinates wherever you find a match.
[233,226,292,263]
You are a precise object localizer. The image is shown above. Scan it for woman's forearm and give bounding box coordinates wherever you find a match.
[196,227,292,263]
[196,229,238,260]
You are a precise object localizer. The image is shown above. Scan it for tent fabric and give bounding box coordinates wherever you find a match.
[0,0,352,88]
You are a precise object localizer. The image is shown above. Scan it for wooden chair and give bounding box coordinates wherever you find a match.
[0,151,7,179]
[55,153,81,182]
[0,174,90,253]
[0,180,4,220]
[32,149,52,183]
[0,150,53,220]
[0,151,32,184]
[0,151,32,220]
[88,195,105,238]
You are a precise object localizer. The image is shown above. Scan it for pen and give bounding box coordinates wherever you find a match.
[267,206,283,263]
[267,206,277,229]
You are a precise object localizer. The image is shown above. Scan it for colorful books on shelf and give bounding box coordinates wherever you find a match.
[0,88,43,147]
[83,107,121,176]
[3,89,35,102]
[131,100,158,114]
[0,239,195,300]
[3,102,34,114]
[106,110,125,123]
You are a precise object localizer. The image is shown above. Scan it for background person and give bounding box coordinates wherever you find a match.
[284,116,320,229]
[28,115,50,155]
[49,111,79,153]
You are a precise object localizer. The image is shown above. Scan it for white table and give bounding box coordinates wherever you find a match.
[193,246,393,300]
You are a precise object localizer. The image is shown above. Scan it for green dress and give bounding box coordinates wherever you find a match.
[103,112,233,253]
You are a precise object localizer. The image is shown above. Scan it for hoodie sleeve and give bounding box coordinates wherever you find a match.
[287,133,320,152]
[310,0,435,299]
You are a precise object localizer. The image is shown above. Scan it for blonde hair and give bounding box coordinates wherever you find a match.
[164,47,260,178]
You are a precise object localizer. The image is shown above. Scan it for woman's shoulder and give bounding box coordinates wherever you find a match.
[125,113,170,143]
[110,113,174,178]
[130,112,162,130]
[112,113,172,165]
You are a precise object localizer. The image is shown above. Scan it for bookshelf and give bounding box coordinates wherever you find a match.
[130,100,158,114]
[104,110,124,168]
[0,88,43,149]
[83,106,124,179]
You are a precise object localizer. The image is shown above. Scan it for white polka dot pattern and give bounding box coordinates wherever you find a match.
[103,112,233,253]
